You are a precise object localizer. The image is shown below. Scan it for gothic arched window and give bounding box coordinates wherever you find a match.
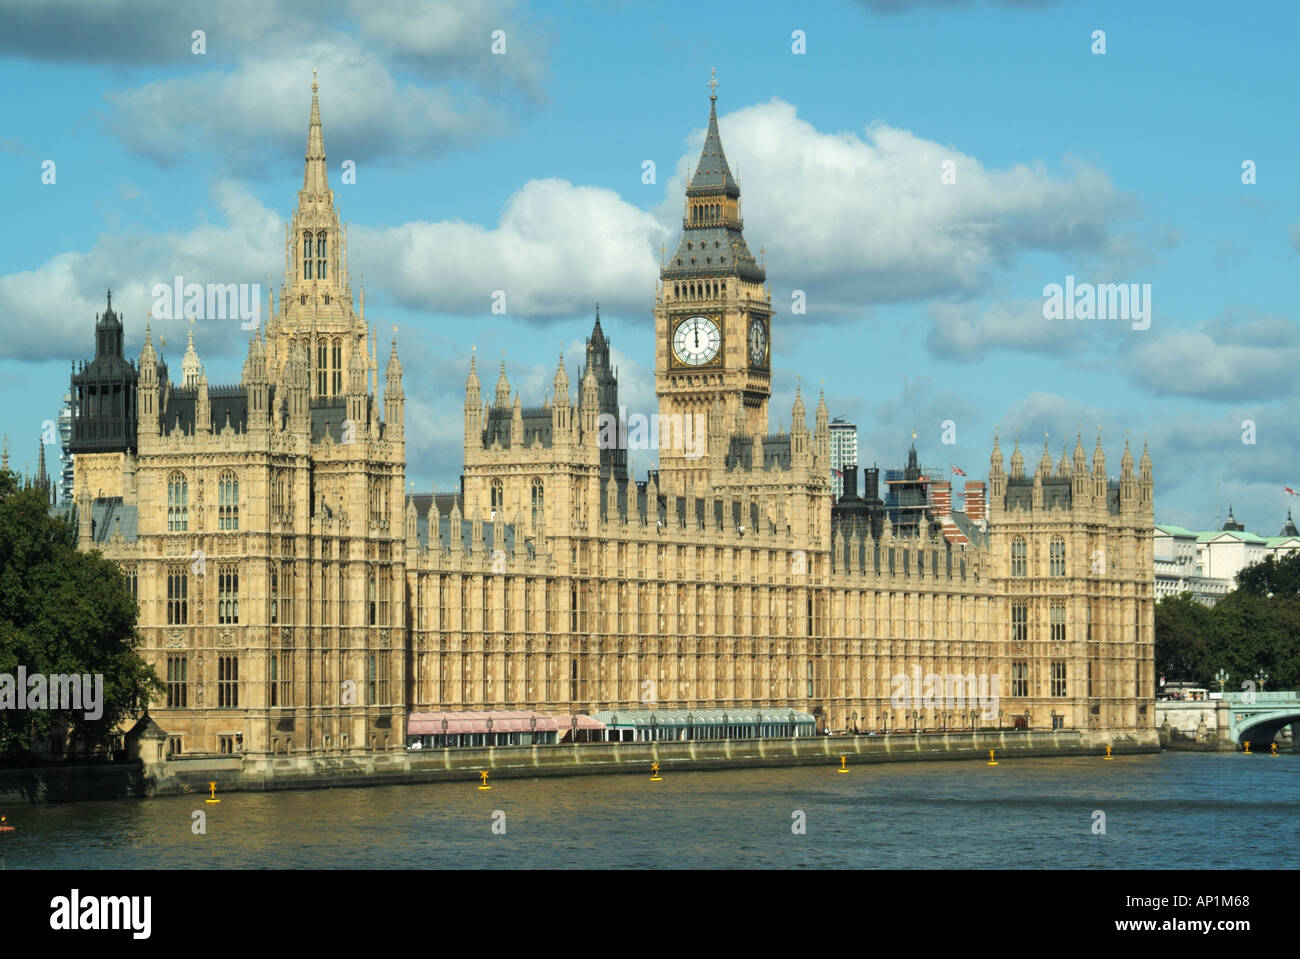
[317,338,328,396]
[491,479,503,513]
[531,478,544,526]
[316,231,327,280]
[167,472,188,531]
[302,231,313,280]
[1011,536,1027,578]
[218,470,239,531]
[1050,536,1066,577]
[331,338,342,395]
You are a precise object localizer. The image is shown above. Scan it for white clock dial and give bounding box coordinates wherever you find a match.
[749,319,767,366]
[673,315,721,366]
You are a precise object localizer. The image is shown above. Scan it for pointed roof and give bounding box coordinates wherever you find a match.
[1280,510,1298,537]
[552,351,570,401]
[1222,505,1244,532]
[687,85,740,198]
[662,74,763,283]
[303,69,328,195]
[386,336,402,377]
[466,349,480,391]
[590,304,606,347]
[97,288,121,330]
[494,357,510,406]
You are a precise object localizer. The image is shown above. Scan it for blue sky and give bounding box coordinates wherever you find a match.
[1,0,1297,534]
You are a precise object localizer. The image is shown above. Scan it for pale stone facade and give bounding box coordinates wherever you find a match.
[73,78,1157,757]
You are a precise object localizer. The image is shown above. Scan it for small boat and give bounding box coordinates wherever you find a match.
[0,826,14,833]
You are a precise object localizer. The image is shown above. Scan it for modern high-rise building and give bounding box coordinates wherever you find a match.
[829,417,857,499]
[66,75,1157,758]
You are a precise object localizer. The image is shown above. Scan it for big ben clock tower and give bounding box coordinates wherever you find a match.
[655,70,772,492]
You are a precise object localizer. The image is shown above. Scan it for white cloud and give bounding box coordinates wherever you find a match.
[926,297,1090,360]
[1127,314,1300,401]
[655,99,1131,316]
[0,182,278,362]
[352,178,669,320]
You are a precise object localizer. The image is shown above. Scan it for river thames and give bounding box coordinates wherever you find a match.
[3,752,1295,869]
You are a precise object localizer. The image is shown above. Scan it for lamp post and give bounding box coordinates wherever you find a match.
[1256,670,1269,693]
[486,714,494,748]
[651,711,658,743]
[1023,708,1030,730]
[723,710,729,741]
[441,716,448,748]
[609,713,616,744]
[1214,669,1229,694]
[998,709,1004,730]
[911,710,919,733]
[1050,708,1058,731]
[850,712,858,735]
[687,711,694,742]
[571,715,578,745]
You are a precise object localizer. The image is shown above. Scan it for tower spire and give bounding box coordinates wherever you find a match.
[304,69,328,194]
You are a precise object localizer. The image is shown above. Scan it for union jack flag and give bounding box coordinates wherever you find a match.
[1286,486,1298,496]
[952,466,967,477]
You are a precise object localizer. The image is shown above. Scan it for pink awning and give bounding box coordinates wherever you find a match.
[550,714,607,731]
[407,710,562,735]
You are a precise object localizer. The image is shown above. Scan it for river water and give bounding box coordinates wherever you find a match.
[2,752,1295,869]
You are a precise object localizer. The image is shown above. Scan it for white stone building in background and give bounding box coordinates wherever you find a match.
[1154,507,1300,605]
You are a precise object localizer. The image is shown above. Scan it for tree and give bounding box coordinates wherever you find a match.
[1154,593,1215,683]
[0,470,161,757]
[1233,551,1300,599]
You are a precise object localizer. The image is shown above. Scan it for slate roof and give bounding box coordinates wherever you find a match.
[724,433,792,471]
[160,385,254,436]
[481,405,553,450]
[687,98,739,197]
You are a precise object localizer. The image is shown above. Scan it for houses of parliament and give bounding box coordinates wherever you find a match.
[59,76,1156,758]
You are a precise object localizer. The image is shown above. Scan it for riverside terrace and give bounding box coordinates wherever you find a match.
[402,708,818,747]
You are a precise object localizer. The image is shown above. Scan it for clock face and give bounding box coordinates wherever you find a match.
[673,315,721,366]
[748,318,768,367]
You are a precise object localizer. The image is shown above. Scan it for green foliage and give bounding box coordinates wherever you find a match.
[0,471,162,756]
[1155,558,1300,691]
[1233,551,1300,599]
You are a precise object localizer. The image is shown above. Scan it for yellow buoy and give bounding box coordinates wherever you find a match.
[987,748,998,766]
[478,770,492,790]
[837,754,850,773]
[649,761,663,782]
[205,781,221,804]
[1105,745,1114,760]
[1270,742,1278,757]
[1243,741,1252,754]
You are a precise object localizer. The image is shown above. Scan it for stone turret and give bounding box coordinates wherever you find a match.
[465,350,482,442]
[989,432,1005,499]
[1119,437,1136,508]
[1139,440,1153,510]
[495,358,511,408]
[384,337,404,439]
[138,324,160,439]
